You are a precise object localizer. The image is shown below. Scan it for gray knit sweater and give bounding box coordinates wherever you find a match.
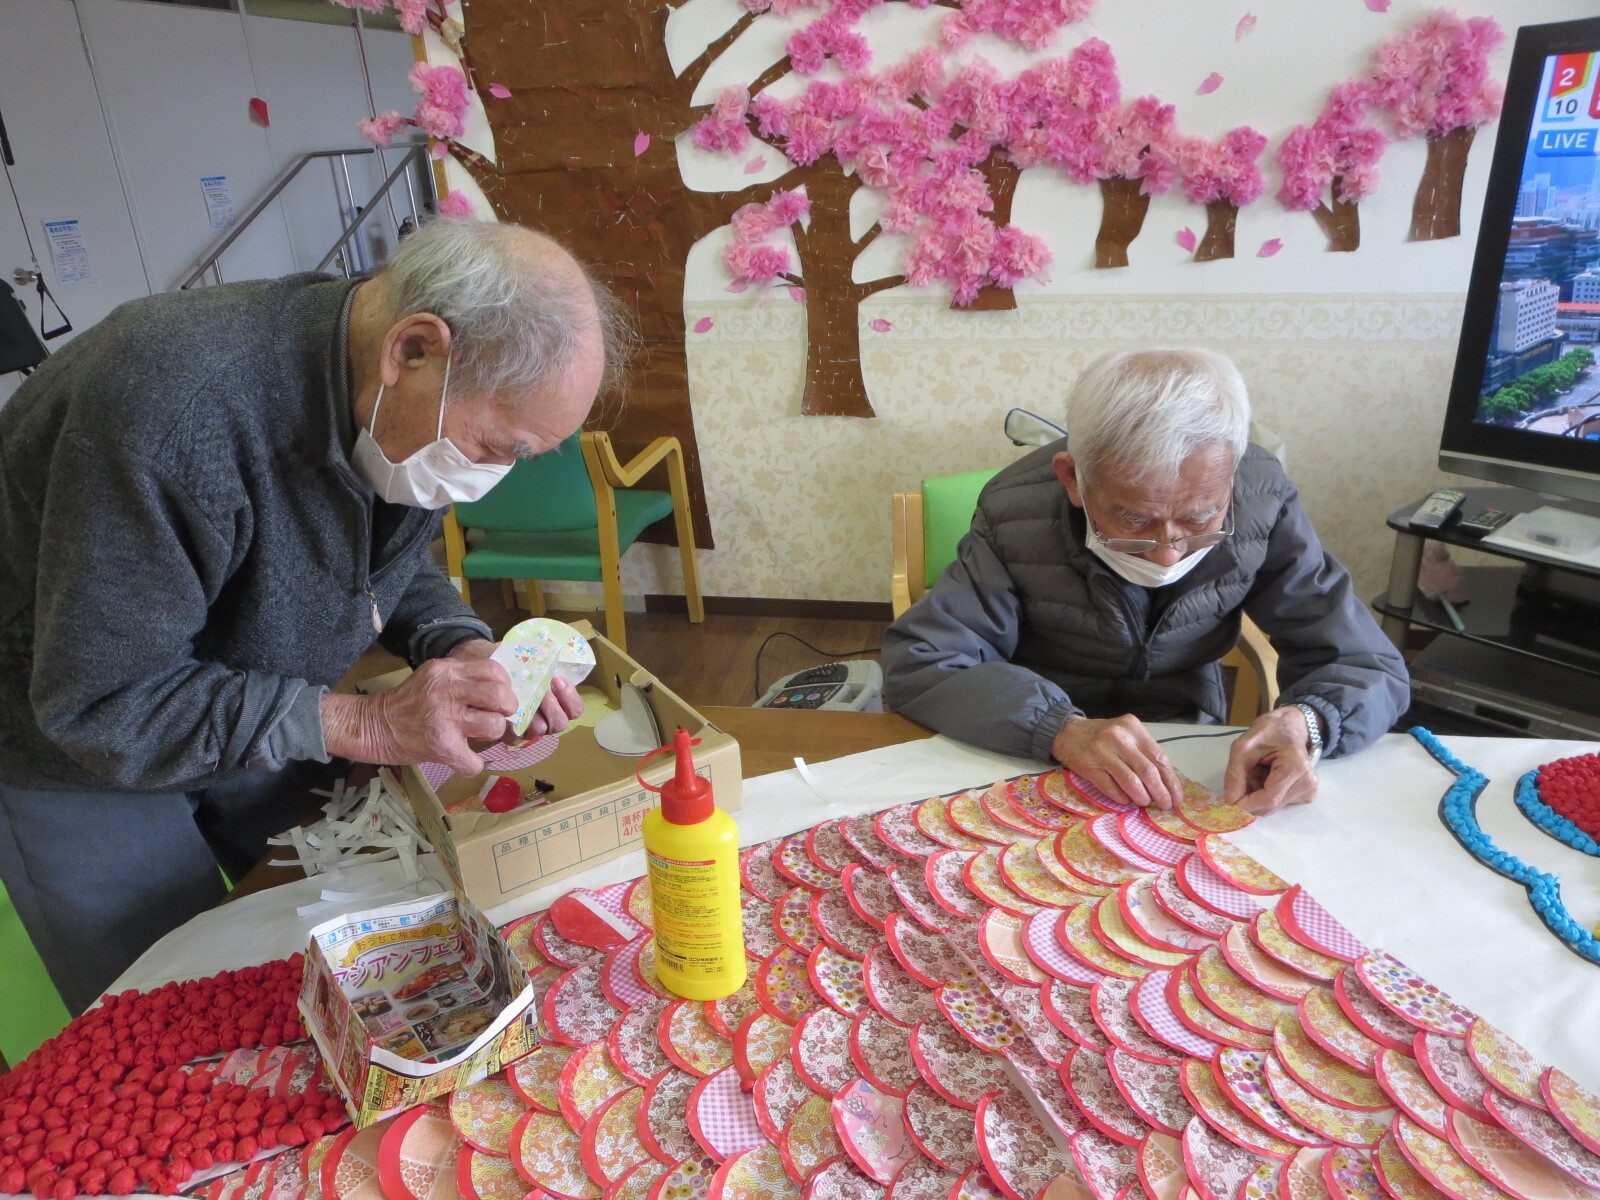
[0,274,490,792]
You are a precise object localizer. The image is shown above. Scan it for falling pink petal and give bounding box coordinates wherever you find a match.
[725,280,749,293]
[870,318,892,333]
[788,287,806,303]
[633,131,650,157]
[1235,13,1256,39]
[486,83,512,99]
[1177,227,1197,253]
[1196,73,1223,95]
[431,141,450,159]
[743,156,768,175]
[1258,238,1284,257]
[1365,0,1389,9]
[693,317,714,333]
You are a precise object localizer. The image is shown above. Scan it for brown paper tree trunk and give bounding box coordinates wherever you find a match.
[460,0,797,548]
[1409,126,1475,242]
[790,165,904,418]
[1194,200,1238,262]
[1312,181,1362,253]
[959,152,1021,311]
[1095,176,1151,269]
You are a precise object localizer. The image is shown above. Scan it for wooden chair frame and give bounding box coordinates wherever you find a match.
[443,434,705,652]
[890,489,1278,726]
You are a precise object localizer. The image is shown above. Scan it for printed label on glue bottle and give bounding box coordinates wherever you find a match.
[646,851,729,978]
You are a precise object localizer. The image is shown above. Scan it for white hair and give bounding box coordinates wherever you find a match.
[1063,348,1251,482]
[385,218,634,403]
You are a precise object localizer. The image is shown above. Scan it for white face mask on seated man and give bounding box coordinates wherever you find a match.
[1085,528,1218,588]
[351,354,513,509]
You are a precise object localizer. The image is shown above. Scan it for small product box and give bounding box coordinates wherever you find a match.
[388,623,743,914]
[298,889,538,1127]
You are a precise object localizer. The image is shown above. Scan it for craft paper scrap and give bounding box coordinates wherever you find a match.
[491,618,595,736]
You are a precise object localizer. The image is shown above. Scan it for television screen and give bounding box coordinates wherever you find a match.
[1440,17,1600,506]
[1473,50,1600,436]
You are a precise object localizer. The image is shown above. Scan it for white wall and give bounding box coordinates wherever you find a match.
[0,0,416,405]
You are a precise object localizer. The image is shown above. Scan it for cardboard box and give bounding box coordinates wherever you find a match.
[389,623,742,913]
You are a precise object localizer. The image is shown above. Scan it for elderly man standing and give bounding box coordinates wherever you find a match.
[0,219,624,1012]
[883,348,1408,817]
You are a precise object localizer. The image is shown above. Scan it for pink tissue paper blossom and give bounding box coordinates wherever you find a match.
[486,83,512,100]
[744,157,768,174]
[359,110,409,147]
[1196,73,1223,95]
[870,318,893,333]
[1368,9,1504,139]
[941,0,1095,52]
[788,286,807,303]
[633,131,651,157]
[409,62,470,141]
[1276,80,1388,210]
[693,317,715,333]
[1236,14,1256,39]
[787,15,871,76]
[394,0,430,35]
[723,242,793,284]
[1366,0,1390,11]
[692,85,752,154]
[1178,126,1267,206]
[1257,237,1283,257]
[1177,227,1197,252]
[436,190,474,219]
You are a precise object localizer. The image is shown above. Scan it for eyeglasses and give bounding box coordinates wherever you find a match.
[1087,516,1234,555]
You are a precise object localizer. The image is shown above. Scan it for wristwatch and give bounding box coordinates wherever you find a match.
[1293,703,1324,767]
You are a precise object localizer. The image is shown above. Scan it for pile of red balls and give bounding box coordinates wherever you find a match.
[1536,752,1600,840]
[0,956,349,1199]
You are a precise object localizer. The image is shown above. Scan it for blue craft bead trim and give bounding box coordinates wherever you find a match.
[1411,726,1600,967]
[1514,767,1600,858]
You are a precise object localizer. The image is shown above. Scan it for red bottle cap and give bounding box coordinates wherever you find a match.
[638,728,712,825]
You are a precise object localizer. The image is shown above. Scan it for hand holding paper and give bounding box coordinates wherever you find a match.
[488,618,595,736]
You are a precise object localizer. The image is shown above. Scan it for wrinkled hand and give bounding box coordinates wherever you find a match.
[447,638,585,742]
[1051,713,1183,809]
[1224,706,1319,816]
[321,656,518,777]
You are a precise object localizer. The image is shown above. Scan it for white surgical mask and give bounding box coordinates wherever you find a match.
[351,355,511,508]
[1086,525,1216,589]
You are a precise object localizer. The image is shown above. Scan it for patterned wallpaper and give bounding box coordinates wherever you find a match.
[610,292,1466,607]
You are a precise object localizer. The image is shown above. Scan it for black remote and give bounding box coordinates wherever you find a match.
[1456,507,1513,538]
[1409,489,1466,531]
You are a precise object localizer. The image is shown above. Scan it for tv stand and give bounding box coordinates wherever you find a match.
[1378,486,1600,738]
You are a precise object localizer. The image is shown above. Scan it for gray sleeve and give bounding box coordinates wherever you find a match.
[1242,488,1410,759]
[377,543,493,666]
[882,511,1081,762]
[29,432,332,788]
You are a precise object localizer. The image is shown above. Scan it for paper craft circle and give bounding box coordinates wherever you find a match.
[511,1108,599,1199]
[1278,889,1365,963]
[687,1065,766,1162]
[1180,1114,1273,1200]
[1106,1047,1192,1135]
[1465,1021,1546,1111]
[851,1009,919,1096]
[1119,878,1215,955]
[909,1021,1012,1109]
[1168,961,1271,1051]
[1274,1015,1389,1111]
[1446,1109,1593,1200]
[889,1157,964,1199]
[639,1068,701,1165]
[1219,925,1314,1002]
[914,797,987,852]
[1373,1130,1450,1200]
[1282,1147,1334,1200]
[377,1104,461,1200]
[811,944,870,1016]
[975,1089,1076,1200]
[904,1082,979,1173]
[1068,1046,1149,1145]
[874,804,947,859]
[1542,1070,1600,1157]
[708,1144,799,1200]
[1261,1053,1387,1149]
[801,1155,886,1199]
[1212,1048,1323,1148]
[1354,953,1473,1038]
[1415,1033,1494,1122]
[781,1093,845,1185]
[1178,1058,1297,1159]
[862,943,941,1027]
[1391,1116,1508,1200]
[578,1086,648,1187]
[449,1077,528,1156]
[754,1057,814,1147]
[740,843,788,902]
[1138,1132,1189,1200]
[831,1079,916,1186]
[1331,968,1416,1052]
[841,864,902,929]
[948,790,1022,844]
[1298,987,1381,1072]
[1045,977,1113,1051]
[456,1146,533,1200]
[660,999,735,1078]
[1130,970,1219,1059]
[963,851,1042,918]
[842,815,904,871]
[1483,1091,1600,1192]
[1025,910,1103,986]
[324,1118,392,1200]
[610,996,673,1086]
[734,1009,795,1089]
[756,945,826,1023]
[542,963,617,1047]
[1251,912,1341,982]
[1190,946,1281,1035]
[1375,1048,1451,1138]
[1089,814,1166,873]
[1092,976,1184,1063]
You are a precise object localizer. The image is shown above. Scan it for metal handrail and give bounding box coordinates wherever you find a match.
[177,142,433,290]
[179,148,374,289]
[316,144,432,275]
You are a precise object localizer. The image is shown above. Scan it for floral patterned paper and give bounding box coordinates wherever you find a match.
[976,1089,1076,1199]
[1298,988,1381,1072]
[1416,1032,1494,1120]
[1484,1091,1600,1191]
[814,887,883,959]
[905,1082,980,1172]
[1391,1117,1510,1200]
[1447,1109,1593,1200]
[842,815,904,872]
[915,797,988,852]
[449,1077,527,1156]
[834,1079,918,1185]
[734,1010,794,1088]
[581,1088,647,1186]
[851,1010,920,1096]
[508,1045,572,1113]
[949,791,1024,845]
[610,996,673,1086]
[842,864,904,929]
[999,842,1088,907]
[1252,913,1341,983]
[1274,1015,1390,1111]
[558,1041,630,1127]
[511,1109,599,1199]
[1466,1021,1547,1111]
[864,943,943,1026]
[662,999,735,1078]
[964,851,1043,918]
[709,1145,799,1200]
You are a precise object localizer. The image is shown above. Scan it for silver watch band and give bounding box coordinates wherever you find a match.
[1293,702,1324,767]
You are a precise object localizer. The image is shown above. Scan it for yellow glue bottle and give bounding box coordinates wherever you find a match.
[641,728,746,1000]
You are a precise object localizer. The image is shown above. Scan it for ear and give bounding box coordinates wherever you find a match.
[1053,452,1085,508]
[379,313,452,388]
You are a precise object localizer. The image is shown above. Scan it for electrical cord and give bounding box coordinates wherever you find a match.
[753,631,882,700]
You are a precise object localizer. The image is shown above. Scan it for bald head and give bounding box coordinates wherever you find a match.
[382,218,627,407]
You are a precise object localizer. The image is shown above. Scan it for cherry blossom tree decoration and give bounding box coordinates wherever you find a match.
[1276,81,1387,252]
[1174,126,1266,261]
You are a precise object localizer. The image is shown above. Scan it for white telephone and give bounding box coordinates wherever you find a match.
[754,661,884,712]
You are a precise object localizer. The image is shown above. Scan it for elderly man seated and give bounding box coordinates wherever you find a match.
[882,348,1408,816]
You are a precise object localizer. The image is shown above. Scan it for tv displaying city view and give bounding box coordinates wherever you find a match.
[1475,50,1600,437]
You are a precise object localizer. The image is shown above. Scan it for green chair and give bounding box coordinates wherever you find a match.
[444,432,704,652]
[889,468,1280,725]
[0,882,69,1066]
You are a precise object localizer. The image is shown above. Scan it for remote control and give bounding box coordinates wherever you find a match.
[1409,488,1466,531]
[1456,507,1513,538]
